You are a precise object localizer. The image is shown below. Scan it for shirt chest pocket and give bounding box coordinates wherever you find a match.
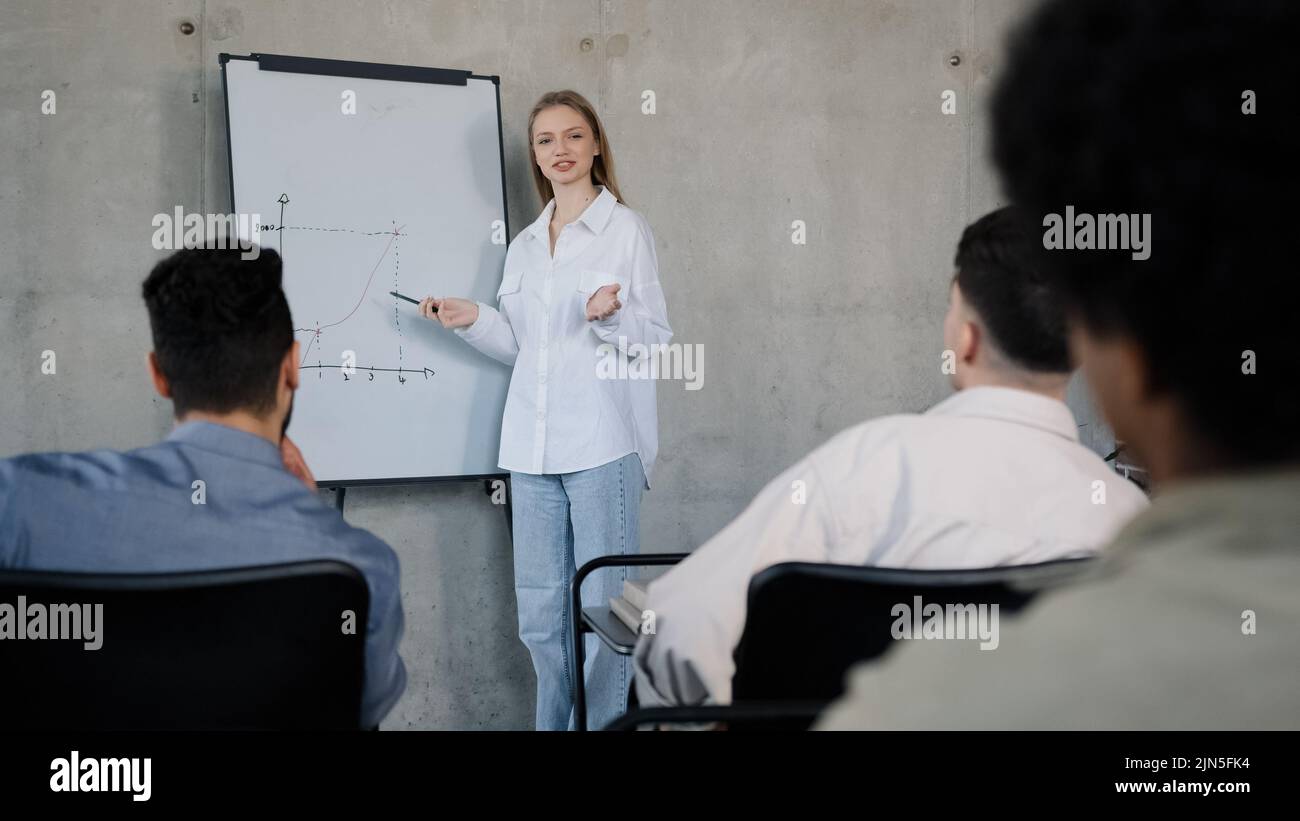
[496,268,525,302]
[577,268,630,301]
[494,268,528,332]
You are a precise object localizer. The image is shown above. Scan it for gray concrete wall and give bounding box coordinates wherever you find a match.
[0,0,1111,729]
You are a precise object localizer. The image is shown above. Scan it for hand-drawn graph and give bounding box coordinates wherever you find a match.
[264,193,435,385]
[222,53,510,482]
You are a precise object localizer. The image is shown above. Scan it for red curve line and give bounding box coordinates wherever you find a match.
[295,225,406,367]
[318,225,406,332]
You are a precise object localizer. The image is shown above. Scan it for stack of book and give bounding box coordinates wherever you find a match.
[609,578,650,635]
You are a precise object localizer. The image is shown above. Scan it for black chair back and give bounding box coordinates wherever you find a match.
[731,558,1096,707]
[0,560,368,730]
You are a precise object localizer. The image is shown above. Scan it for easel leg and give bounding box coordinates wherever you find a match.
[485,477,513,546]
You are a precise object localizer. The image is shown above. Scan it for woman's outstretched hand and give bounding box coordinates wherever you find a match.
[585,283,622,321]
[420,296,479,329]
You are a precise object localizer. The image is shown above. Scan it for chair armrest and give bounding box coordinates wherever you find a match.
[571,552,690,594]
[570,553,689,731]
[570,553,689,629]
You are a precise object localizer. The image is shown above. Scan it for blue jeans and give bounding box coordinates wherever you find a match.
[510,452,643,731]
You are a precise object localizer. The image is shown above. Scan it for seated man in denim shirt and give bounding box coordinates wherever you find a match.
[0,242,406,728]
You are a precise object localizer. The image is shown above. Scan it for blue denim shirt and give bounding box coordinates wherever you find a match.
[0,421,406,727]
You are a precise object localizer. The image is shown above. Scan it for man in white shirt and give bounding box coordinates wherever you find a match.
[632,206,1149,708]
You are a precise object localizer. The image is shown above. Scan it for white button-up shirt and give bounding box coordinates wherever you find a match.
[632,386,1150,707]
[455,186,672,486]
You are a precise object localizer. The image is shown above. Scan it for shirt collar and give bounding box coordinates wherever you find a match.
[925,386,1080,441]
[525,185,618,239]
[165,420,285,469]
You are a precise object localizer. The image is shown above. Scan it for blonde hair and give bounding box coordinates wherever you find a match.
[527,90,626,207]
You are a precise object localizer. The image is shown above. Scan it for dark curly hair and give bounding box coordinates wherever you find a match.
[992,0,1298,466]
